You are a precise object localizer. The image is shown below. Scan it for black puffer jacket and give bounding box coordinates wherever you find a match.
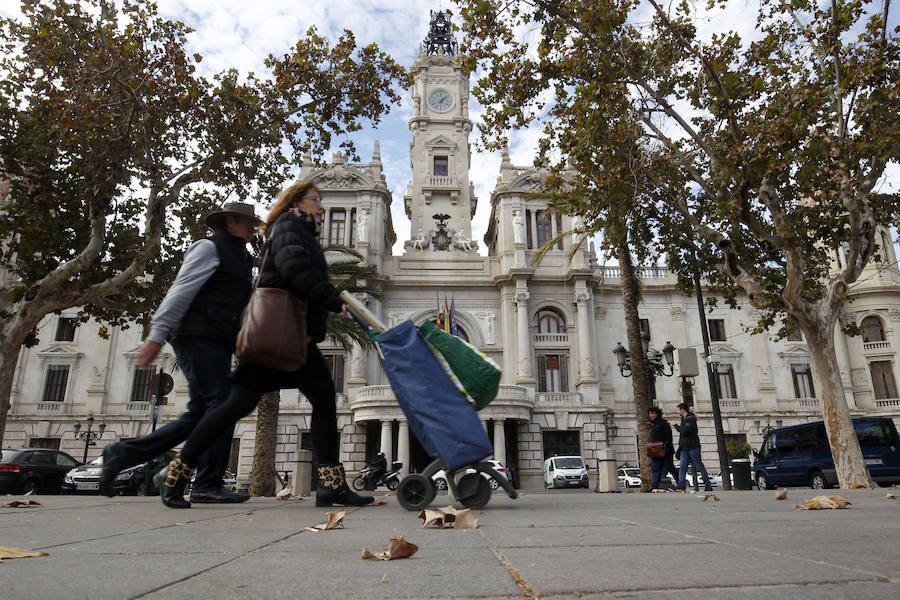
[258,209,343,343]
[649,417,675,456]
[677,412,701,451]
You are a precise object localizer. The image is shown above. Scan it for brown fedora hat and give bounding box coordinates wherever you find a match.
[204,202,263,229]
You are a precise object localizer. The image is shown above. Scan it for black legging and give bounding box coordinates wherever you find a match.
[181,344,340,466]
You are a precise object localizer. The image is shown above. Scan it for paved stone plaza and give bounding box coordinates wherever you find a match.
[2,488,898,599]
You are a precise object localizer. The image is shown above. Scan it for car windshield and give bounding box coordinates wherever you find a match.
[87,456,103,466]
[624,469,639,476]
[1,450,17,463]
[554,458,583,469]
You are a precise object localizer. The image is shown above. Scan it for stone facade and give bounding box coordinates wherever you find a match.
[4,36,900,491]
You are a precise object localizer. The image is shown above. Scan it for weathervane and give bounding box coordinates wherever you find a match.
[423,10,457,55]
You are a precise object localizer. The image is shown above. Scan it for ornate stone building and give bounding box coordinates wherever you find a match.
[4,13,900,489]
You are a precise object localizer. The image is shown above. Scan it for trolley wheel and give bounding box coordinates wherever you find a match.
[397,474,436,511]
[385,477,399,491]
[351,476,367,491]
[454,473,492,509]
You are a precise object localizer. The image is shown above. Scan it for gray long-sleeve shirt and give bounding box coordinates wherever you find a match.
[146,239,220,344]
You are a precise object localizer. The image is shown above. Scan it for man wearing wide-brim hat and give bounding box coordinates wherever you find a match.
[100,202,261,505]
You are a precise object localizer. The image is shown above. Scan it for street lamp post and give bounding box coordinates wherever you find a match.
[73,414,105,464]
[754,417,783,436]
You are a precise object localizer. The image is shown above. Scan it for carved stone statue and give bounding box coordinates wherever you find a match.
[357,208,369,244]
[411,228,428,251]
[512,210,525,245]
[453,229,475,253]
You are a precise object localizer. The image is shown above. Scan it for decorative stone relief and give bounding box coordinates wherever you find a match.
[514,290,530,305]
[580,356,593,376]
[594,305,607,320]
[387,312,408,328]
[351,353,365,378]
[473,311,497,345]
[512,210,525,244]
[357,208,369,244]
[888,308,900,321]
[572,289,591,304]
[670,306,686,321]
[518,356,532,377]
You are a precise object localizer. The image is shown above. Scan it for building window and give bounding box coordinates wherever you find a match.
[639,318,650,340]
[328,209,346,246]
[791,363,816,398]
[542,430,580,459]
[537,354,568,392]
[535,308,565,334]
[227,438,241,473]
[525,210,533,249]
[55,317,76,342]
[349,208,357,246]
[324,354,345,393]
[708,319,726,341]
[130,367,154,403]
[29,438,61,450]
[870,361,898,400]
[861,316,886,343]
[535,211,552,247]
[712,363,737,399]
[433,156,448,176]
[555,214,563,250]
[42,365,70,403]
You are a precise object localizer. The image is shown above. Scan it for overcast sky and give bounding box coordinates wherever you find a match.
[1,0,896,257]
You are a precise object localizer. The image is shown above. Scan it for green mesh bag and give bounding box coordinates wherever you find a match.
[418,320,501,410]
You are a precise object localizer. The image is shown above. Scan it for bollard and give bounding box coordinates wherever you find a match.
[594,448,619,493]
[292,449,312,497]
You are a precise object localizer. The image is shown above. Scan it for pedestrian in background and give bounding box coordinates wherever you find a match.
[158,181,374,509]
[648,406,678,489]
[99,203,261,504]
[674,402,713,491]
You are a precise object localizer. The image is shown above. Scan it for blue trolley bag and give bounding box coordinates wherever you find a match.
[376,320,493,472]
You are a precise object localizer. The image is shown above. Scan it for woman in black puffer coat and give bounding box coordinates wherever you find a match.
[160,181,374,509]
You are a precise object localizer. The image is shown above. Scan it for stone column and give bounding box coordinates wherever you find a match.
[397,420,410,477]
[514,287,532,381]
[493,419,507,466]
[380,420,393,466]
[574,289,594,381]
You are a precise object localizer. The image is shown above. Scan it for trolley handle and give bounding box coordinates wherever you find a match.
[339,290,387,333]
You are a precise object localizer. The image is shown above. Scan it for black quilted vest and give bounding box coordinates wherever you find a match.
[170,233,253,349]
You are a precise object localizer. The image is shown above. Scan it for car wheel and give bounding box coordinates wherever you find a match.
[755,472,774,490]
[487,477,499,490]
[434,478,448,491]
[809,470,830,490]
[18,478,39,495]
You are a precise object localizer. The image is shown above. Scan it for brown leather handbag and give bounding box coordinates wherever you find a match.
[645,442,666,458]
[235,244,308,371]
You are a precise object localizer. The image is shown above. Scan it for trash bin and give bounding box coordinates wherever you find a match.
[730,458,752,490]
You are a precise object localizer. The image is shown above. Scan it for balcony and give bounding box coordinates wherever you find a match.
[35,401,67,415]
[863,341,891,352]
[126,402,151,416]
[875,398,900,409]
[796,398,819,410]
[717,399,744,412]
[600,266,671,279]
[429,176,453,187]
[536,392,583,406]
[533,333,569,346]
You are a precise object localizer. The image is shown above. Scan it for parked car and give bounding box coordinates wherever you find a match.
[617,466,676,488]
[1,448,81,494]
[112,451,177,496]
[433,459,506,491]
[62,455,105,493]
[543,455,589,489]
[752,417,900,489]
[681,471,722,488]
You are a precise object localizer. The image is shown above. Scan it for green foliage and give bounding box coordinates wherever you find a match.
[322,245,381,351]
[726,440,752,460]
[0,0,405,335]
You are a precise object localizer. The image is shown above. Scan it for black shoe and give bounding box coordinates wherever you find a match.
[99,443,127,497]
[315,463,374,507]
[160,455,195,509]
[704,487,714,492]
[191,486,250,504]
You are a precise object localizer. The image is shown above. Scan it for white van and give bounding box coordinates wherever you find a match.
[543,455,589,489]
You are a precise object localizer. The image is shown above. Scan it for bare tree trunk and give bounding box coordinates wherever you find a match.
[249,391,280,497]
[0,343,23,446]
[802,320,877,488]
[616,232,654,492]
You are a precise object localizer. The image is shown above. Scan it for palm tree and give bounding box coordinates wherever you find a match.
[249,245,380,496]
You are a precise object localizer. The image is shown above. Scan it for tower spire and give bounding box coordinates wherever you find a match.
[423,9,457,55]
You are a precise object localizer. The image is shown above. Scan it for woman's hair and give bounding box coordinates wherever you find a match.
[262,180,319,234]
[649,406,662,418]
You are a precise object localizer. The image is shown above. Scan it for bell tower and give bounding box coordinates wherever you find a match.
[404,10,477,253]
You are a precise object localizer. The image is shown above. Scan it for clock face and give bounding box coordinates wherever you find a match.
[428,90,453,111]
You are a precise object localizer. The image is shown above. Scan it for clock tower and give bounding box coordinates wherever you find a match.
[404,10,477,253]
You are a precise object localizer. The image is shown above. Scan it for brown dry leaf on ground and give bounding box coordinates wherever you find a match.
[4,499,41,507]
[775,490,788,500]
[417,506,478,529]
[275,488,293,500]
[373,500,389,506]
[0,546,48,562]
[849,484,868,489]
[794,495,853,510]
[305,510,345,532]
[361,535,419,561]
[700,493,720,501]
[651,489,673,493]
[381,573,389,583]
[418,509,450,529]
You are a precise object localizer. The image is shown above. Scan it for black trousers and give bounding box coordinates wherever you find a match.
[181,344,340,466]
[113,336,235,490]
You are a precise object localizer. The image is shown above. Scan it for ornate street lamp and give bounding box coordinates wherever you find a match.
[602,408,618,443]
[754,417,783,436]
[73,414,106,464]
[613,332,676,381]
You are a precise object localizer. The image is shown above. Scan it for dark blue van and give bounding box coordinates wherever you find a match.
[752,417,900,489]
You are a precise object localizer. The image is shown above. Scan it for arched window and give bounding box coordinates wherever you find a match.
[534,308,565,334]
[428,318,469,342]
[861,316,885,343]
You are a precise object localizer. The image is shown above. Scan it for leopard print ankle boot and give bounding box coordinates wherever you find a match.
[160,454,196,509]
[316,463,374,507]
